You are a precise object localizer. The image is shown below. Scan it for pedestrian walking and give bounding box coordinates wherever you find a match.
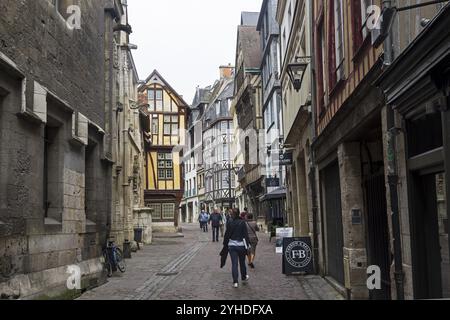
[200,210,209,232]
[223,208,250,288]
[209,209,223,242]
[219,209,226,237]
[198,210,203,230]
[245,213,259,269]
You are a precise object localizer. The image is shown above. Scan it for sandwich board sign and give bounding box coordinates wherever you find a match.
[282,237,315,275]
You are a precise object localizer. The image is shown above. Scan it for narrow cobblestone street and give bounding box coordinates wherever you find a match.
[78,224,343,300]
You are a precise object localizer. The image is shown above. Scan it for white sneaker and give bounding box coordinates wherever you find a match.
[233,283,239,288]
[243,275,250,282]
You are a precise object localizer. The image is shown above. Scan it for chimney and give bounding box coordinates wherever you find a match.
[219,64,234,79]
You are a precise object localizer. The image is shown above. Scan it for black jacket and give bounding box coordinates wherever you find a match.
[223,218,250,247]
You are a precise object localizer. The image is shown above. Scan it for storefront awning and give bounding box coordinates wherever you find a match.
[260,187,287,201]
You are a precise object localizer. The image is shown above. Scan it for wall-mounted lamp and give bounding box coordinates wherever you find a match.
[287,56,311,92]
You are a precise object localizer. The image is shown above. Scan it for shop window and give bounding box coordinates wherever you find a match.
[162,203,175,220]
[407,112,443,158]
[148,203,162,221]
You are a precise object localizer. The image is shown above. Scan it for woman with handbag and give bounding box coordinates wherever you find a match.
[245,213,259,269]
[223,208,250,288]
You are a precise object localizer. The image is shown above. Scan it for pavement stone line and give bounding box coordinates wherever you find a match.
[78,224,344,300]
[128,240,209,300]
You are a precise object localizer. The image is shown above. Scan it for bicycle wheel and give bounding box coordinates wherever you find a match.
[103,251,113,277]
[115,248,126,273]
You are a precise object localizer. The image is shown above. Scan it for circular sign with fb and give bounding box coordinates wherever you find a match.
[284,240,312,269]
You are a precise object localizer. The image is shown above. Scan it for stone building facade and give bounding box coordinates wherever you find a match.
[0,0,130,299]
[377,1,450,300]
[111,0,149,246]
[232,12,264,219]
[257,0,287,232]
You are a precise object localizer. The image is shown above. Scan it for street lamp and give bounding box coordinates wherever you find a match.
[287,56,311,92]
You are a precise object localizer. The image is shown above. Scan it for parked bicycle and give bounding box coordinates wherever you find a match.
[102,240,126,277]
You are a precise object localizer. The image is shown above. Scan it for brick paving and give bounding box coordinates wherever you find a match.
[78,224,343,300]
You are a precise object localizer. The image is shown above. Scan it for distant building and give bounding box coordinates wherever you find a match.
[138,70,188,233]
[231,12,264,219]
[180,86,211,223]
[203,66,236,212]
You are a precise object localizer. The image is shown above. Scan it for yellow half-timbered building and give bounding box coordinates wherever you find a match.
[139,70,187,232]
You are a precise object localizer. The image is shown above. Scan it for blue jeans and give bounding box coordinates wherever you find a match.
[212,226,219,241]
[229,246,247,284]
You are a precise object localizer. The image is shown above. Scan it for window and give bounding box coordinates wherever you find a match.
[158,153,173,180]
[316,17,326,112]
[85,142,97,222]
[162,203,175,220]
[361,0,373,40]
[148,89,155,100]
[148,203,162,220]
[164,115,178,136]
[44,122,63,221]
[334,0,345,82]
[245,137,250,165]
[155,89,163,111]
[152,115,158,134]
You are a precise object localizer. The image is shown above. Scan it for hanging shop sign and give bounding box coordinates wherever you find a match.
[278,151,293,166]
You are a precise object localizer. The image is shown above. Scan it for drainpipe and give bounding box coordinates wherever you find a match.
[308,0,320,275]
[383,0,405,300]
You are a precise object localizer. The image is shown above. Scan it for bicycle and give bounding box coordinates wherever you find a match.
[102,240,126,277]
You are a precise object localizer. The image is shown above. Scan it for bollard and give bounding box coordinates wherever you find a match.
[123,240,132,259]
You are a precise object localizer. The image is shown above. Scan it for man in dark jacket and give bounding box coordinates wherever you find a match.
[223,208,250,288]
[209,209,223,242]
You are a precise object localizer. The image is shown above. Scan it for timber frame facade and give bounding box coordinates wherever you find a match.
[138,70,187,232]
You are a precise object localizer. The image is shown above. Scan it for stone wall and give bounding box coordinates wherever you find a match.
[0,0,120,299]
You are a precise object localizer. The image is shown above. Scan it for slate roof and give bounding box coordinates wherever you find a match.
[237,26,262,70]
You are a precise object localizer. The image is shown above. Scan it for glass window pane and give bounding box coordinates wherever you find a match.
[156,90,163,100]
[147,203,161,220]
[166,169,173,179]
[148,90,155,100]
[164,124,171,135]
[162,203,175,219]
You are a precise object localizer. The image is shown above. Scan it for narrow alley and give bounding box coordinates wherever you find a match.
[78,224,343,300]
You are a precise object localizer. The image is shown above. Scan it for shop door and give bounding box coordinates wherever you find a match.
[413,172,449,299]
[323,162,345,285]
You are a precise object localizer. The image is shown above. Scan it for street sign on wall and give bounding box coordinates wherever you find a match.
[282,237,315,275]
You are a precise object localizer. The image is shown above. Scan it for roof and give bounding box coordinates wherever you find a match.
[139,69,189,107]
[191,87,211,109]
[241,11,260,26]
[237,26,262,70]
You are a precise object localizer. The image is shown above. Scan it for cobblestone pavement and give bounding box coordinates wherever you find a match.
[78,224,343,300]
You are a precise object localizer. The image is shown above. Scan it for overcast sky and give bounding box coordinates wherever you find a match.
[128,0,263,104]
